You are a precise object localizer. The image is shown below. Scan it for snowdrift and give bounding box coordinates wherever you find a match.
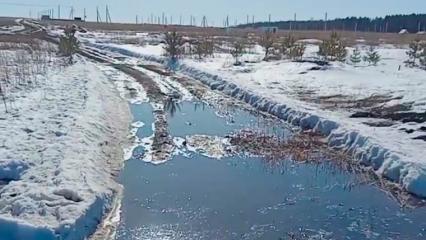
[0,61,130,240]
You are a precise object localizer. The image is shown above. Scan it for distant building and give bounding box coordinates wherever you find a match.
[261,26,278,33]
[41,15,51,21]
[398,29,409,34]
[40,15,84,22]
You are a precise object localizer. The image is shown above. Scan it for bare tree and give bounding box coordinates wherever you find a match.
[163,30,185,61]
[230,40,246,65]
[192,37,215,60]
[0,83,7,113]
[280,35,296,58]
[289,43,306,61]
[59,26,79,64]
[259,31,276,60]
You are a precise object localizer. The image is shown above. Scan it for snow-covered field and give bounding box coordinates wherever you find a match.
[0,50,130,239]
[79,33,426,198]
[0,19,24,34]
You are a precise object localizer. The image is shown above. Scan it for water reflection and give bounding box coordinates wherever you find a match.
[164,97,181,118]
[118,100,426,240]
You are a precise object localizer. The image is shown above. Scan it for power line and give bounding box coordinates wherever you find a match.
[0,2,51,7]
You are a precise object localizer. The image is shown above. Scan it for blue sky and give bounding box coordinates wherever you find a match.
[0,0,425,26]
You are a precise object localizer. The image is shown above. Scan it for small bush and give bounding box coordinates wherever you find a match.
[280,35,296,58]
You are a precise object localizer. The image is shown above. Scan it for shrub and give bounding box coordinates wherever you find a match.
[318,32,347,62]
[289,43,306,61]
[59,27,79,64]
[163,30,185,61]
[280,35,296,58]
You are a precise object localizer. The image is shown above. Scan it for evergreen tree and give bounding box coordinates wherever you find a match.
[364,46,381,66]
[420,43,426,70]
[237,14,426,33]
[318,32,347,62]
[350,48,362,65]
[406,39,422,67]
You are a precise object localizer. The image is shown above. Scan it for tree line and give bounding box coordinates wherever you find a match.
[238,14,426,33]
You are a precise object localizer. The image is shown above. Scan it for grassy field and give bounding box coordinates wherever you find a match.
[1,16,425,45]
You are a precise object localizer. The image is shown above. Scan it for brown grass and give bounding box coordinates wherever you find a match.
[38,19,426,45]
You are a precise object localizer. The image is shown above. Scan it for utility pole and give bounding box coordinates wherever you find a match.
[324,12,328,31]
[162,12,165,25]
[96,6,102,23]
[58,5,60,19]
[179,15,182,25]
[268,14,271,23]
[247,15,249,25]
[252,15,255,26]
[202,16,207,27]
[69,7,74,19]
[294,13,297,30]
[84,8,87,21]
[136,15,138,24]
[106,5,112,23]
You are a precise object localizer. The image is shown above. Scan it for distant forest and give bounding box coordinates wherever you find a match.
[237,14,426,33]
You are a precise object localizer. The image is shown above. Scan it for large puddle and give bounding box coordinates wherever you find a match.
[117,101,426,240]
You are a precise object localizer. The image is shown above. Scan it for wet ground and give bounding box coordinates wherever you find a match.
[116,100,426,240]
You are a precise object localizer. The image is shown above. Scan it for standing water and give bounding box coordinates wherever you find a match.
[116,101,426,239]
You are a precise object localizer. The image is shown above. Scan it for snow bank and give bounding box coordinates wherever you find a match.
[91,43,426,198]
[0,59,130,239]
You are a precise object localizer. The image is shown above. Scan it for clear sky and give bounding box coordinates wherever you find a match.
[0,0,425,26]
